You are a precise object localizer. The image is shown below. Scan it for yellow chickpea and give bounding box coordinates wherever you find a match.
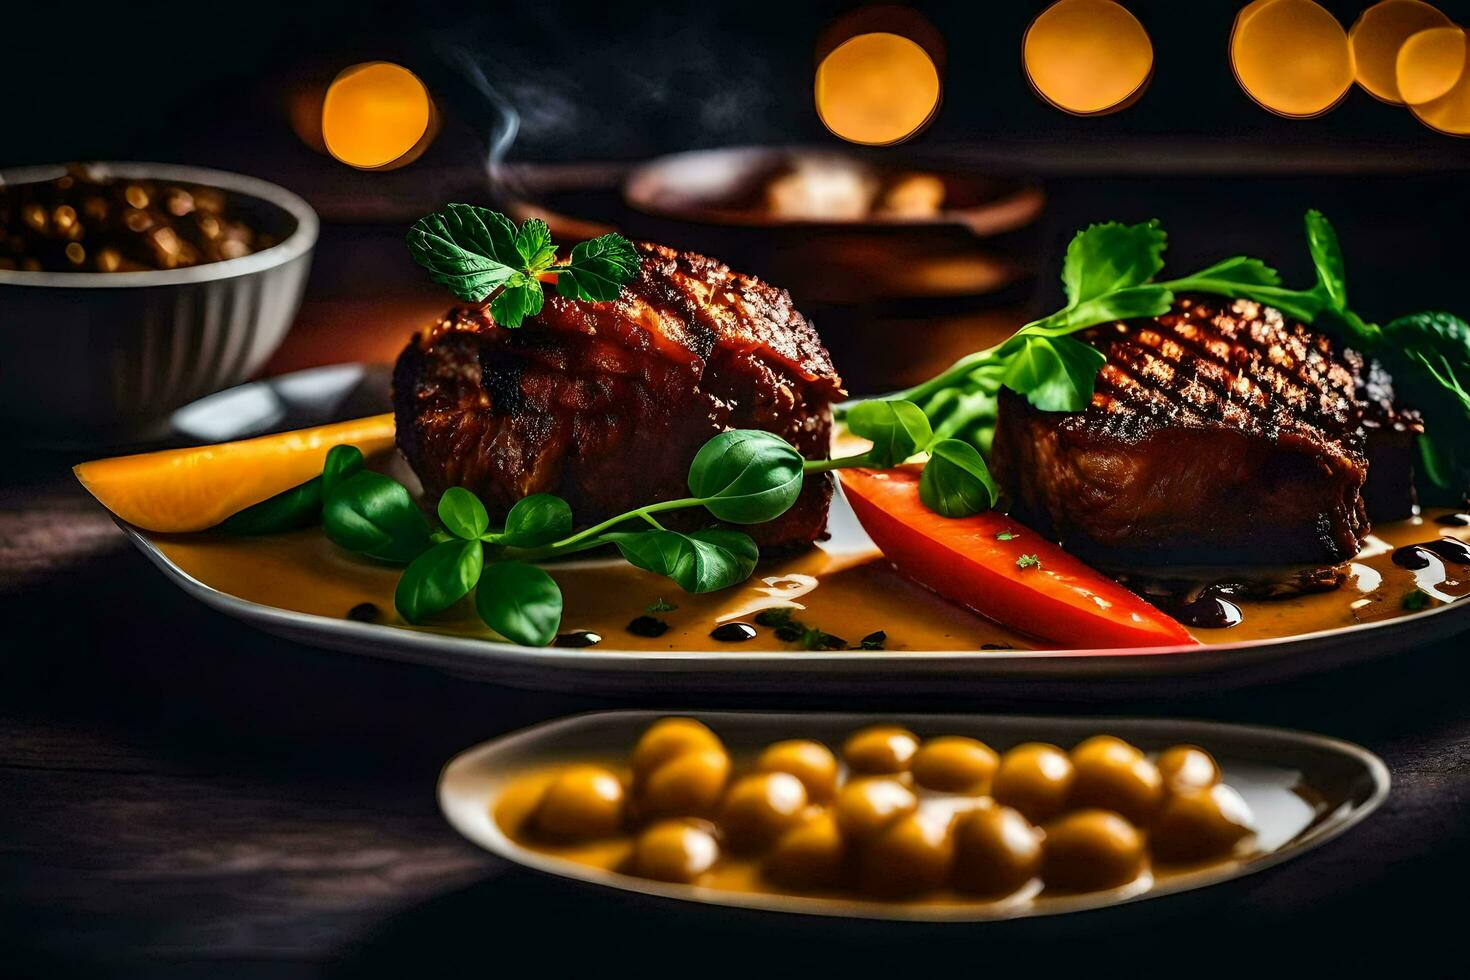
[842,725,920,775]
[1041,809,1147,893]
[1068,735,1164,825]
[1156,745,1222,794]
[718,772,810,853]
[532,765,627,841]
[640,748,731,819]
[911,736,999,793]
[992,743,1075,823]
[631,718,724,784]
[833,777,918,841]
[1151,784,1255,864]
[951,803,1043,897]
[763,811,847,890]
[859,812,955,897]
[631,819,721,883]
[755,739,839,802]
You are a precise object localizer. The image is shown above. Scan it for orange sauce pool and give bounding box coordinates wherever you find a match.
[144,509,1469,653]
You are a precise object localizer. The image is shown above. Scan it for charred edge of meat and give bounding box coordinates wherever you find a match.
[393,243,844,552]
[992,295,1418,569]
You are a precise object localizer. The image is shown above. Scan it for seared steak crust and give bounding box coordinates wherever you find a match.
[393,243,844,550]
[992,296,1374,567]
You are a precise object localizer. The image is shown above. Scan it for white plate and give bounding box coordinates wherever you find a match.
[437,710,1389,922]
[115,364,1470,698]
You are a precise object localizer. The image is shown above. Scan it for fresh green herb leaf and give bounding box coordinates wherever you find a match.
[498,493,574,547]
[687,429,805,524]
[438,487,490,540]
[1000,335,1109,412]
[604,527,759,593]
[219,479,323,535]
[995,530,1017,541]
[407,205,640,326]
[323,471,432,563]
[919,439,999,518]
[1402,590,1431,611]
[406,204,522,304]
[1383,311,1470,492]
[476,561,563,646]
[1016,554,1042,570]
[219,444,365,535]
[395,539,484,623]
[1061,220,1167,306]
[514,218,557,273]
[322,445,366,497]
[490,273,544,327]
[845,399,933,466]
[647,598,678,614]
[859,630,887,650]
[554,233,642,302]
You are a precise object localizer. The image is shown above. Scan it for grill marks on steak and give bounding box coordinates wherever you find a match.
[992,296,1377,567]
[393,243,844,550]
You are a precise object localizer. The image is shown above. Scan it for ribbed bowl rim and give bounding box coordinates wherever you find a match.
[0,162,319,289]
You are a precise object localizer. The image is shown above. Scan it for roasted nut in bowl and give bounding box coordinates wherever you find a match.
[0,162,317,446]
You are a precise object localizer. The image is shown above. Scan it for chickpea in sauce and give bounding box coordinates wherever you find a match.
[504,720,1262,908]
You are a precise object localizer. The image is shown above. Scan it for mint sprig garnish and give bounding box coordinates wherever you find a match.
[406,204,640,327]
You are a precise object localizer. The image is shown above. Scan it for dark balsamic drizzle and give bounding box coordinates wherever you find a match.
[346,603,379,622]
[1420,538,1470,564]
[1434,513,1470,527]
[1174,591,1244,629]
[554,630,603,648]
[626,615,669,638]
[709,622,758,643]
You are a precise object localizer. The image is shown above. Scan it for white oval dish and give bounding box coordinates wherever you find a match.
[437,710,1389,922]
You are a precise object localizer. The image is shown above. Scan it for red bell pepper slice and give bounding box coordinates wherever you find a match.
[838,467,1198,650]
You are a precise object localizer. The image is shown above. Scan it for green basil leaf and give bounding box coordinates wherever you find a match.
[919,439,998,518]
[1001,335,1108,413]
[219,478,323,535]
[604,528,758,593]
[514,218,557,273]
[1383,311,1470,492]
[687,429,805,524]
[323,471,432,563]
[322,445,365,497]
[395,539,484,624]
[490,274,544,327]
[219,443,365,535]
[1060,220,1167,307]
[438,487,490,540]
[554,233,641,302]
[1304,209,1348,310]
[499,493,573,547]
[475,561,563,646]
[1183,255,1281,288]
[405,204,523,304]
[845,399,933,466]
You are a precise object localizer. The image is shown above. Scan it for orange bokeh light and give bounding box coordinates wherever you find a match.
[1023,0,1153,116]
[1350,0,1454,104]
[1397,25,1467,107]
[1231,0,1354,118]
[321,62,434,171]
[815,32,941,146]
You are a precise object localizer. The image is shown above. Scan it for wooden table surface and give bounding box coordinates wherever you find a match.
[3,223,1468,978]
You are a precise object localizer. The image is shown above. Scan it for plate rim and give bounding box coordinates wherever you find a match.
[436,708,1391,923]
[119,519,1470,677]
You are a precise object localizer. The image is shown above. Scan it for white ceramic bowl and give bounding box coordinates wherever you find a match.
[0,162,318,445]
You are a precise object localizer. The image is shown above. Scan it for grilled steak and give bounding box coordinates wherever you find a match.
[393,243,844,550]
[991,295,1395,567]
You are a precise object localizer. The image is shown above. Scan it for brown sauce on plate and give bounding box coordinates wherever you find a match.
[146,511,1470,652]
